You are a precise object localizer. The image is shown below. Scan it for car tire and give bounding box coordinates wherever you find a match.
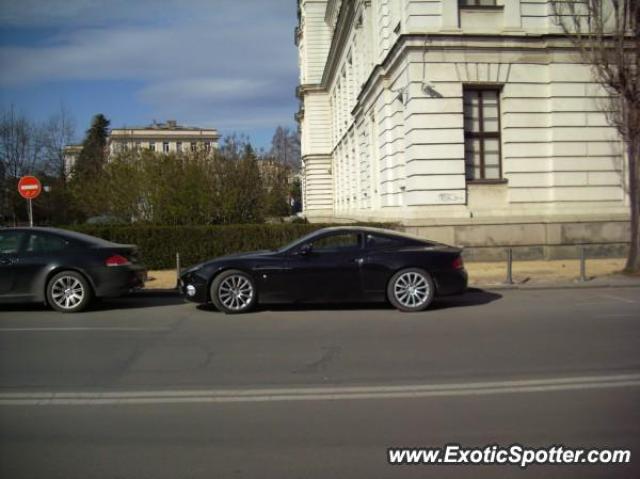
[387,268,435,312]
[46,271,93,313]
[210,269,257,314]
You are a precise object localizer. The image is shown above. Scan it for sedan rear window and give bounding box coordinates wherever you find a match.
[25,233,71,253]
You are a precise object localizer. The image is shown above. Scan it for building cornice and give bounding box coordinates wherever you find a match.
[352,32,602,117]
[110,130,220,141]
[324,0,342,28]
[320,0,356,88]
[296,83,327,98]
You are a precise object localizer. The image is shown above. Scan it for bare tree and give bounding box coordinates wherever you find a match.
[552,0,640,272]
[270,126,301,170]
[0,105,41,178]
[0,106,44,223]
[42,103,75,182]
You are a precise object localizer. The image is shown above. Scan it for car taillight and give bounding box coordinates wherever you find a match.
[105,254,130,267]
[452,256,464,270]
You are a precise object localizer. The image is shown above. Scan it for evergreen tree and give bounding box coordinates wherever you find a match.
[74,114,110,179]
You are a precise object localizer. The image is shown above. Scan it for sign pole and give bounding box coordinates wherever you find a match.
[28,198,33,227]
[17,176,42,227]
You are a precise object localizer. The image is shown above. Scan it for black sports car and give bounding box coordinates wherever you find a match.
[0,227,147,313]
[180,227,467,314]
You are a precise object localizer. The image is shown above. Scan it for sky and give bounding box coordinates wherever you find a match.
[0,0,300,151]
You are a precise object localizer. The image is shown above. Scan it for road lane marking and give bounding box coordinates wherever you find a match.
[0,327,171,332]
[598,293,637,304]
[1,373,639,406]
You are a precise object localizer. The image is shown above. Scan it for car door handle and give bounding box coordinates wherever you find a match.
[354,258,364,265]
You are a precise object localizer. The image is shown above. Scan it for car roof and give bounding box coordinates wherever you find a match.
[1,227,118,247]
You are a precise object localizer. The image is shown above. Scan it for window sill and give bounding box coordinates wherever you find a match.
[467,179,508,185]
[459,5,504,11]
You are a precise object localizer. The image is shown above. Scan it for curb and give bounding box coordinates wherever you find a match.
[133,288,180,296]
[138,280,640,295]
[473,280,640,291]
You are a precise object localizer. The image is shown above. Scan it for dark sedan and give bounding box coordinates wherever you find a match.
[0,227,147,313]
[180,227,467,314]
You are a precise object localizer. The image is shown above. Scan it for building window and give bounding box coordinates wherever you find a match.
[463,86,502,180]
[176,142,182,153]
[135,141,141,150]
[204,141,211,152]
[459,0,498,6]
[163,142,170,153]
[149,142,156,152]
[190,142,197,152]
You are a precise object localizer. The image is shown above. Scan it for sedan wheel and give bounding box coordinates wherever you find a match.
[211,270,257,314]
[387,268,434,312]
[46,271,92,313]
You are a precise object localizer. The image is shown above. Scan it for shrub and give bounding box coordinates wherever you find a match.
[69,223,394,269]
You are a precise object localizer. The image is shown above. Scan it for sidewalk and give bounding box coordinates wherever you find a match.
[144,257,640,292]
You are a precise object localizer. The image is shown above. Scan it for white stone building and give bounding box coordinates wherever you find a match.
[109,120,220,155]
[64,120,220,174]
[296,0,630,258]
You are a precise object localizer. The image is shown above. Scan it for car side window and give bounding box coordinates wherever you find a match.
[366,234,405,249]
[0,232,24,254]
[25,233,70,253]
[310,233,360,253]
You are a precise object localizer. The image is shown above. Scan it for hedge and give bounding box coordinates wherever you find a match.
[68,223,394,269]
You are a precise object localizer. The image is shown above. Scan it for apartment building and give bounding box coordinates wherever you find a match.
[109,120,220,155]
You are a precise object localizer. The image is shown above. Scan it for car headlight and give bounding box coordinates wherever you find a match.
[185,285,197,297]
[183,264,203,275]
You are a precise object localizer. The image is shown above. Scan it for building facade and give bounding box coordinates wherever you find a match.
[64,120,220,174]
[62,145,83,177]
[109,120,220,155]
[296,0,630,258]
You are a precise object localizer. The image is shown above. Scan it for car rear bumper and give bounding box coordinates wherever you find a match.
[433,268,468,296]
[93,265,147,298]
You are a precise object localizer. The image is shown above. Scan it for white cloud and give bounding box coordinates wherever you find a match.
[0,0,292,28]
[0,0,299,137]
[140,78,269,102]
[0,20,296,87]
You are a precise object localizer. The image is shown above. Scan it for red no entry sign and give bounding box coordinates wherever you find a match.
[18,176,42,200]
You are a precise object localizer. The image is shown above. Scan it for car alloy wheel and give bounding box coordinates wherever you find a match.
[46,271,92,313]
[388,268,434,312]
[211,269,257,314]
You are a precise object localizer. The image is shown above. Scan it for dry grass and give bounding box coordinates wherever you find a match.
[145,270,179,289]
[466,258,627,285]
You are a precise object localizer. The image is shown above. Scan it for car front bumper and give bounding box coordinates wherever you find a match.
[179,271,209,303]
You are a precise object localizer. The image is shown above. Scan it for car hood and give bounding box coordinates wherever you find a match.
[183,250,277,274]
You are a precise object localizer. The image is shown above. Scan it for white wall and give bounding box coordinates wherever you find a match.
[298,0,627,221]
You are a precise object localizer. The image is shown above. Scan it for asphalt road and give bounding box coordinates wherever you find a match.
[0,287,639,478]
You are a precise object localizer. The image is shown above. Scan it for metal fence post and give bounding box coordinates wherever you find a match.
[579,245,587,282]
[176,252,181,288]
[506,248,514,285]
